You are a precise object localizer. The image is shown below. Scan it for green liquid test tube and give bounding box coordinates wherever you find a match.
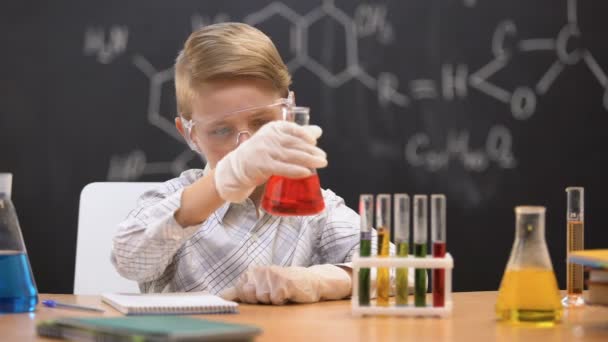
[414,195,428,307]
[358,194,373,306]
[414,243,427,306]
[376,194,391,307]
[394,194,410,306]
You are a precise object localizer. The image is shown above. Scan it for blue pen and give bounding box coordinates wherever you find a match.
[42,300,104,312]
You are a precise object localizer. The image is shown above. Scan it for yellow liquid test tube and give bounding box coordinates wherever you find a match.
[376,194,391,307]
[394,194,410,306]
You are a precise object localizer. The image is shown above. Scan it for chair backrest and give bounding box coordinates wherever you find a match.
[73,182,161,295]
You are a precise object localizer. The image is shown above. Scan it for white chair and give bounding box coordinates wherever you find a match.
[74,182,161,295]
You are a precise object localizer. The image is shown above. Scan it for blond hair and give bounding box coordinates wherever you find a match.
[175,22,291,119]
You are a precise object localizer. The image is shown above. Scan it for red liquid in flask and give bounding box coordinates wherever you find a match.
[432,241,446,307]
[262,174,325,216]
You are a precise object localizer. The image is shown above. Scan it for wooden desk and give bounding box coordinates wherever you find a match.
[1,292,607,341]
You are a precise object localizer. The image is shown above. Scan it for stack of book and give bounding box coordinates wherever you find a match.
[568,249,608,306]
[37,316,261,341]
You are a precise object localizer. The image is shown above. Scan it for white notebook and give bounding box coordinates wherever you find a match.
[101,292,239,315]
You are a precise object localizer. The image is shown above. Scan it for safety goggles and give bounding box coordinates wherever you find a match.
[181,92,294,152]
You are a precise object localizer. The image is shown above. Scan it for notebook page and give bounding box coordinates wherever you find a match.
[102,292,238,314]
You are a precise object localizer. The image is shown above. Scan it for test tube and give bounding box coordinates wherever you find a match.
[394,194,410,305]
[414,195,428,307]
[358,194,373,306]
[564,187,585,307]
[376,194,391,306]
[431,194,447,307]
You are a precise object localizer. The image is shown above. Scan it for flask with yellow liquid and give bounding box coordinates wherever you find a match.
[496,206,562,326]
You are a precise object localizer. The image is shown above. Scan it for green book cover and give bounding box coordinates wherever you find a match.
[37,315,262,341]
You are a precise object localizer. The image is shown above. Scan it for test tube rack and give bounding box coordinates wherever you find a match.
[351,253,454,317]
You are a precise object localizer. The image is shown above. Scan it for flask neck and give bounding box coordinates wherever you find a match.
[508,210,553,270]
[515,212,545,241]
[0,196,27,252]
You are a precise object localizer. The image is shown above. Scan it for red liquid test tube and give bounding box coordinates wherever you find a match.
[431,194,447,307]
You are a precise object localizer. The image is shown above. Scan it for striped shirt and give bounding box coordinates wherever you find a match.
[111,168,376,294]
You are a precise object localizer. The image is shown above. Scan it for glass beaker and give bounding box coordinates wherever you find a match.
[261,107,325,216]
[0,173,38,313]
[496,206,562,325]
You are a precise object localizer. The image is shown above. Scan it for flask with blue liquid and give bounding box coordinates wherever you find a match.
[0,173,38,313]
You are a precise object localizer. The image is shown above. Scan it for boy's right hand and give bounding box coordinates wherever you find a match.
[214,121,327,203]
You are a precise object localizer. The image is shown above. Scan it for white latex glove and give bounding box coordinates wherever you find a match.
[214,121,327,203]
[220,264,351,305]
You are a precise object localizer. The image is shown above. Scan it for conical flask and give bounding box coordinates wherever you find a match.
[262,106,325,216]
[496,206,562,325]
[0,173,38,313]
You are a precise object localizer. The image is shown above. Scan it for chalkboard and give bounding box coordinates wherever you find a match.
[2,0,607,293]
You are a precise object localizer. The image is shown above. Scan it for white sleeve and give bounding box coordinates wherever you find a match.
[110,170,203,283]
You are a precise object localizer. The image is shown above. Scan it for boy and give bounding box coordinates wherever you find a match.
[112,22,408,305]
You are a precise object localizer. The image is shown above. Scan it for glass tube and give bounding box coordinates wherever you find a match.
[358,194,373,306]
[394,194,410,305]
[376,194,391,306]
[414,195,428,307]
[563,187,585,307]
[431,194,446,307]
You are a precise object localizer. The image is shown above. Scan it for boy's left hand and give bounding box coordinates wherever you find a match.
[220,264,351,305]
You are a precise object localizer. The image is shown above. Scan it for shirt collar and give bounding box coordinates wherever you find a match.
[214,202,231,224]
[201,164,260,224]
[215,198,263,224]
